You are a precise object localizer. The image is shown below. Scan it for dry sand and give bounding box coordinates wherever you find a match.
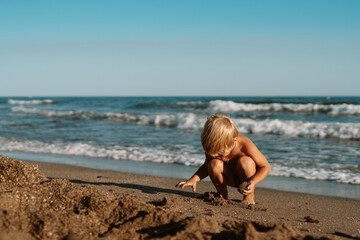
[0,155,359,240]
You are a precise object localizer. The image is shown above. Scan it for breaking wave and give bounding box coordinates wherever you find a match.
[12,106,360,140]
[0,137,203,167]
[8,99,55,105]
[0,137,358,184]
[270,164,360,185]
[233,118,360,140]
[11,106,205,130]
[208,100,360,116]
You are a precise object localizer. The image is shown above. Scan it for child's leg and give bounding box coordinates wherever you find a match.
[207,158,235,199]
[235,156,256,204]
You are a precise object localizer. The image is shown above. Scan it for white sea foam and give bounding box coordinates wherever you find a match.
[208,100,360,115]
[150,113,204,129]
[12,106,143,121]
[0,137,204,167]
[11,106,206,129]
[107,112,204,129]
[11,106,360,140]
[144,114,360,140]
[270,164,360,184]
[12,106,79,117]
[233,118,360,140]
[8,99,55,105]
[1,137,359,184]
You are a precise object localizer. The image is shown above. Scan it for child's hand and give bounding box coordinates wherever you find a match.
[241,182,255,195]
[175,178,197,192]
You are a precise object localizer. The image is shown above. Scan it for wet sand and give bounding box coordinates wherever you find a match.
[1,156,359,239]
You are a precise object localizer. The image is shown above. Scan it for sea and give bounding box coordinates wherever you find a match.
[1,96,359,200]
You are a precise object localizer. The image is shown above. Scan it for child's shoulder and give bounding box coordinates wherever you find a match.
[236,135,251,142]
[236,135,256,148]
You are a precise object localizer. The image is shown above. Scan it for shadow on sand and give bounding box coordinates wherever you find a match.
[68,178,199,198]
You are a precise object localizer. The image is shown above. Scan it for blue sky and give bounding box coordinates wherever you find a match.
[1,0,359,96]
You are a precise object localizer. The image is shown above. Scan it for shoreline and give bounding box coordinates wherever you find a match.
[34,160,359,203]
[3,151,360,201]
[1,156,360,239]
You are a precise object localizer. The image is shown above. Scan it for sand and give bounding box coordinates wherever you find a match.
[0,156,360,240]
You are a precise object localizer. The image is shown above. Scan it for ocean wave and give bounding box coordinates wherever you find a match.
[270,164,360,184]
[145,114,360,140]
[122,113,360,140]
[11,106,142,121]
[8,99,55,105]
[176,101,207,108]
[11,106,360,140]
[234,118,360,140]
[0,137,358,184]
[0,137,204,167]
[208,100,360,115]
[11,106,205,129]
[134,101,207,110]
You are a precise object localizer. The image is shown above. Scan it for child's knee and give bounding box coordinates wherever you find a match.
[207,159,223,176]
[237,156,256,173]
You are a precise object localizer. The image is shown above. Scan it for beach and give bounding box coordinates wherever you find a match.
[1,156,359,240]
[2,0,360,238]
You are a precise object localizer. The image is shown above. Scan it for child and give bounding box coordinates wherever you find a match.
[176,114,270,204]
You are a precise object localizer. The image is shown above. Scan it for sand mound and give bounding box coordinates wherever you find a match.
[0,156,47,187]
[198,191,233,206]
[0,156,324,239]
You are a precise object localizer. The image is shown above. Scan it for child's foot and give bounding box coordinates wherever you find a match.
[242,194,255,205]
[237,181,255,204]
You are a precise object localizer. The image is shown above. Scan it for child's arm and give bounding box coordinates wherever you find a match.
[175,155,209,192]
[240,136,271,195]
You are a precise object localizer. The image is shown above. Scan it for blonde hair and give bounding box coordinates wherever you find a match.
[201,114,239,157]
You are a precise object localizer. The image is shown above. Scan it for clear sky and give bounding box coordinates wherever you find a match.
[1,0,359,96]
